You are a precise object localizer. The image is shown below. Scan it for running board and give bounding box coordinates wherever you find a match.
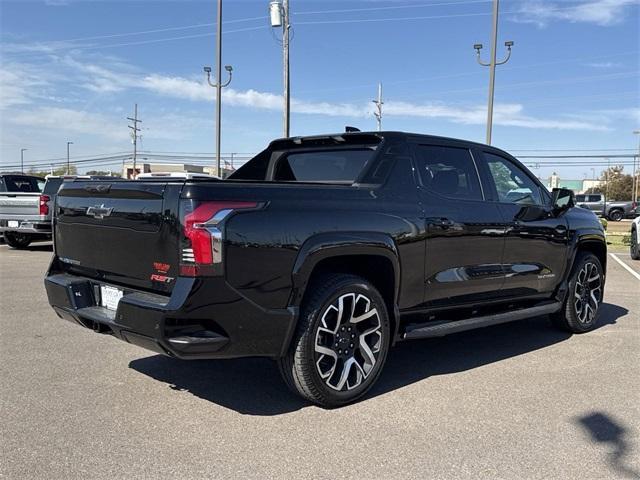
[402,302,562,340]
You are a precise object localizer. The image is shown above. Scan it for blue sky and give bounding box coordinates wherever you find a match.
[0,0,638,179]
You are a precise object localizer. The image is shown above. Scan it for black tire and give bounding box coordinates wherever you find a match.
[608,209,624,222]
[278,274,391,408]
[4,232,32,249]
[551,252,604,333]
[631,227,640,260]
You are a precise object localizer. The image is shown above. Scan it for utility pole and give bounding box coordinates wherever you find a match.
[604,157,610,215]
[474,0,514,145]
[66,141,73,175]
[270,0,291,137]
[20,148,27,174]
[633,130,640,204]
[204,0,233,178]
[127,103,142,179]
[372,83,383,132]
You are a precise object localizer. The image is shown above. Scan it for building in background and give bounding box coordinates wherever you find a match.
[122,162,235,179]
[546,172,603,193]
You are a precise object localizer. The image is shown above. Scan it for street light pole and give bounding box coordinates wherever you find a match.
[204,0,233,178]
[270,0,291,137]
[66,141,73,175]
[474,0,514,145]
[283,0,290,137]
[20,148,27,174]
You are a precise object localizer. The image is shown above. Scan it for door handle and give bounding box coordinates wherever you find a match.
[554,225,568,235]
[429,217,455,229]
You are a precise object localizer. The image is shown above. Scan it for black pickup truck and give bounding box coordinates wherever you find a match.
[45,132,607,407]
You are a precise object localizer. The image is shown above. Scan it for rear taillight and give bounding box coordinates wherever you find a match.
[179,200,257,276]
[39,194,50,216]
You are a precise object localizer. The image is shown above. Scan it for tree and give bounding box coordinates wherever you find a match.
[585,165,634,201]
[27,165,77,177]
[86,170,121,177]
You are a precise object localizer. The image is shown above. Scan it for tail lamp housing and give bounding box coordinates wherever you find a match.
[179,200,258,276]
[39,194,51,216]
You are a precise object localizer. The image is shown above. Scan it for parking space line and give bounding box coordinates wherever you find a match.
[608,253,640,281]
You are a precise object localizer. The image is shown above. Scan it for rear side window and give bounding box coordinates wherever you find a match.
[575,195,586,202]
[43,178,64,195]
[273,149,375,183]
[414,145,483,200]
[588,195,602,202]
[3,175,43,192]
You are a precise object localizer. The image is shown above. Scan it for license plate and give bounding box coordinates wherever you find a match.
[100,285,123,311]
[7,220,19,228]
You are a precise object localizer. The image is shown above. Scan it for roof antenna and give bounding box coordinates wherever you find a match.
[345,126,360,133]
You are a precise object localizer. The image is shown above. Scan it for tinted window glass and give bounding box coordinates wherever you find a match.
[485,153,542,205]
[588,195,602,202]
[43,178,64,195]
[414,145,483,200]
[274,149,375,183]
[575,195,586,202]
[3,175,42,192]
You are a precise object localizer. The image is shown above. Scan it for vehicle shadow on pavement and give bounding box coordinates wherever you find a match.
[576,412,640,479]
[128,303,627,416]
[3,242,53,252]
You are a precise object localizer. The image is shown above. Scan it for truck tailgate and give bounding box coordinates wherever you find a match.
[54,181,182,293]
[0,193,41,219]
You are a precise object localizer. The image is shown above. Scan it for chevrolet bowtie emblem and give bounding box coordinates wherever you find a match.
[86,204,113,219]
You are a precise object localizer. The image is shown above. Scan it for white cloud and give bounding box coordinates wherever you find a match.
[0,55,620,147]
[0,62,53,108]
[514,0,638,27]
[585,62,622,68]
[139,73,609,131]
[9,107,126,140]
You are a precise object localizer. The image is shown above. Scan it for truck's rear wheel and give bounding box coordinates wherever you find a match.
[4,232,32,249]
[608,209,623,222]
[551,252,603,333]
[278,274,390,407]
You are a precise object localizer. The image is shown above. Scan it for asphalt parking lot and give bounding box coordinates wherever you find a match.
[1,243,639,479]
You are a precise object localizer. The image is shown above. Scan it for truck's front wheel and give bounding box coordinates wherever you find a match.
[3,232,32,249]
[278,274,390,407]
[551,252,603,333]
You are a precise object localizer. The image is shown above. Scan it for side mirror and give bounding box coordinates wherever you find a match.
[551,188,574,212]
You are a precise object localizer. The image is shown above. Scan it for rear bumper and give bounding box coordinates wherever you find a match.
[0,218,52,234]
[44,270,297,360]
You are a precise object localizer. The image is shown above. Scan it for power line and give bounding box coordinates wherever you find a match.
[293,0,493,16]
[50,16,268,43]
[21,1,494,46]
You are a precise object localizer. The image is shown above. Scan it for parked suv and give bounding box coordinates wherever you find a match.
[45,132,607,406]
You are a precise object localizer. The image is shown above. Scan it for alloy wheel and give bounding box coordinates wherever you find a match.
[314,293,383,391]
[574,262,602,324]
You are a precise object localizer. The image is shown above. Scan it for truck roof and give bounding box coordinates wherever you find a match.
[269,131,503,153]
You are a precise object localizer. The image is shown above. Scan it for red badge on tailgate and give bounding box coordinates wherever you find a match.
[153,262,170,273]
